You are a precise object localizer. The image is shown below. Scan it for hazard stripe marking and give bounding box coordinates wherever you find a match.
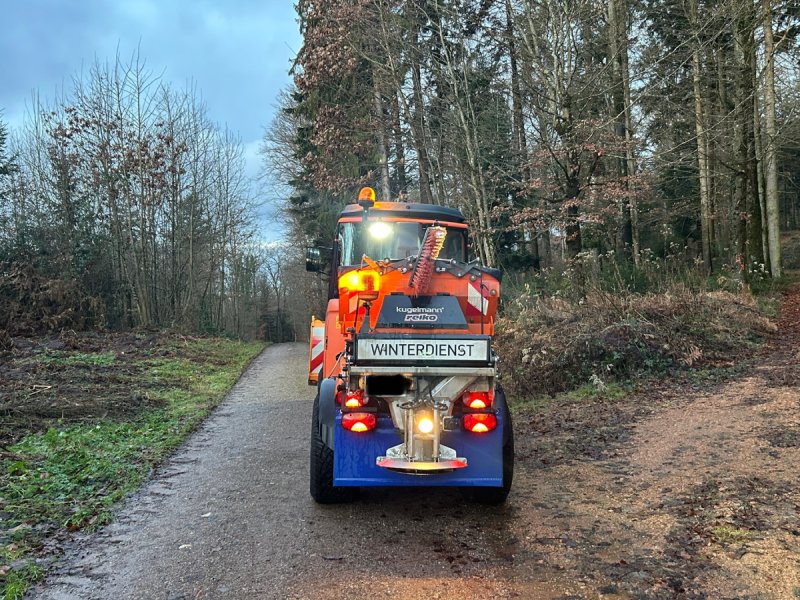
[466,281,489,316]
[310,327,324,374]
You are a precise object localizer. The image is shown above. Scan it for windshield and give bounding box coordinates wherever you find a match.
[338,221,466,266]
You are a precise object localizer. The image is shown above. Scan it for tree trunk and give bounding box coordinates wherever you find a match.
[733,2,763,268]
[608,0,632,257]
[373,85,391,201]
[618,0,640,264]
[391,91,407,196]
[506,0,539,270]
[753,87,770,268]
[564,174,583,259]
[762,0,782,277]
[505,0,529,177]
[689,0,713,273]
[411,54,433,204]
[429,5,495,265]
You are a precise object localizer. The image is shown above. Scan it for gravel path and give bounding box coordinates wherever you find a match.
[27,344,526,600]
[29,343,320,599]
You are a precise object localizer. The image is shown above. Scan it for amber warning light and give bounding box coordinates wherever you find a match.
[357,186,376,208]
[339,269,381,302]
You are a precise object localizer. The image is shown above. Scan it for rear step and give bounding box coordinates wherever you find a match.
[376,457,468,474]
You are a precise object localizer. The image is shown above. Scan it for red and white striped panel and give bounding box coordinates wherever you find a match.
[466,280,490,316]
[308,323,325,383]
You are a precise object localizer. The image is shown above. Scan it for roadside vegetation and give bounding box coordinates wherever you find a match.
[493,229,800,410]
[0,333,264,599]
[495,250,785,402]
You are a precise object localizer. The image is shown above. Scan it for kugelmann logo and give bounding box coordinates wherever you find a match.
[396,306,445,314]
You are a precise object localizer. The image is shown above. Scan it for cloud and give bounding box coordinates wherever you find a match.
[0,0,301,142]
[1,1,114,125]
[112,0,300,139]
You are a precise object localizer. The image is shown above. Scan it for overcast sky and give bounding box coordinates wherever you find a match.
[0,0,301,239]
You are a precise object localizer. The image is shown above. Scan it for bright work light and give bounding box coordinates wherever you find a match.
[368,221,392,240]
[417,416,434,434]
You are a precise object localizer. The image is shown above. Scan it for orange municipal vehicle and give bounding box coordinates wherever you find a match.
[306,188,513,504]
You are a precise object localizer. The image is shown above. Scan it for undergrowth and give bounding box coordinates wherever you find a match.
[0,336,264,600]
[497,251,779,400]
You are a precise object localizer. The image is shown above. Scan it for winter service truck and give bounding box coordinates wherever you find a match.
[306,187,513,504]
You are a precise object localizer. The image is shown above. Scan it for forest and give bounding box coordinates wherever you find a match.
[268,0,800,283]
[1,0,799,347]
[0,54,300,342]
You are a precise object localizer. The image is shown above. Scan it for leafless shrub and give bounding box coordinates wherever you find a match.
[0,263,105,335]
[496,286,776,398]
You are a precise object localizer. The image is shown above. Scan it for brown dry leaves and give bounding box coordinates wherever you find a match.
[496,286,776,398]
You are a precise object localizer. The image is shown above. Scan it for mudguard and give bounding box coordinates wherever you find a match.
[495,385,511,445]
[317,377,338,449]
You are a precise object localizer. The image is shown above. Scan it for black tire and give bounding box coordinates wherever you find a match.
[470,406,514,505]
[310,393,356,504]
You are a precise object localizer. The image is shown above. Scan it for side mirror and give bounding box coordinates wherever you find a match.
[305,246,328,273]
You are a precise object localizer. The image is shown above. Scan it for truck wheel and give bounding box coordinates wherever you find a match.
[310,393,356,504]
[470,406,514,505]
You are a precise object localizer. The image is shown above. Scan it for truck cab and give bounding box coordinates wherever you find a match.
[308,188,513,504]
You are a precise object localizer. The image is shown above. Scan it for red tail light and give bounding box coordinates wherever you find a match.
[463,391,490,409]
[463,413,497,433]
[342,412,376,433]
[344,390,365,408]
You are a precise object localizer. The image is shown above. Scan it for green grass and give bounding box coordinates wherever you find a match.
[711,525,754,545]
[0,337,264,600]
[510,381,630,416]
[40,350,117,366]
[2,563,43,600]
[559,381,630,402]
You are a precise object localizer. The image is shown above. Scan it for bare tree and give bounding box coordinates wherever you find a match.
[762,0,782,277]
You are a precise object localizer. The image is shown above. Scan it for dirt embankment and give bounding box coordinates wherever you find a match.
[507,286,800,598]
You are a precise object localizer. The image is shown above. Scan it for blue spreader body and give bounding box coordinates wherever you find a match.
[333,411,504,487]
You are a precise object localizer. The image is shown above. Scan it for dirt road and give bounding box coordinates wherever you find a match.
[29,310,799,599]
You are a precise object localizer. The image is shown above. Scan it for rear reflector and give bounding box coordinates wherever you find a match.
[463,413,497,433]
[342,412,376,433]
